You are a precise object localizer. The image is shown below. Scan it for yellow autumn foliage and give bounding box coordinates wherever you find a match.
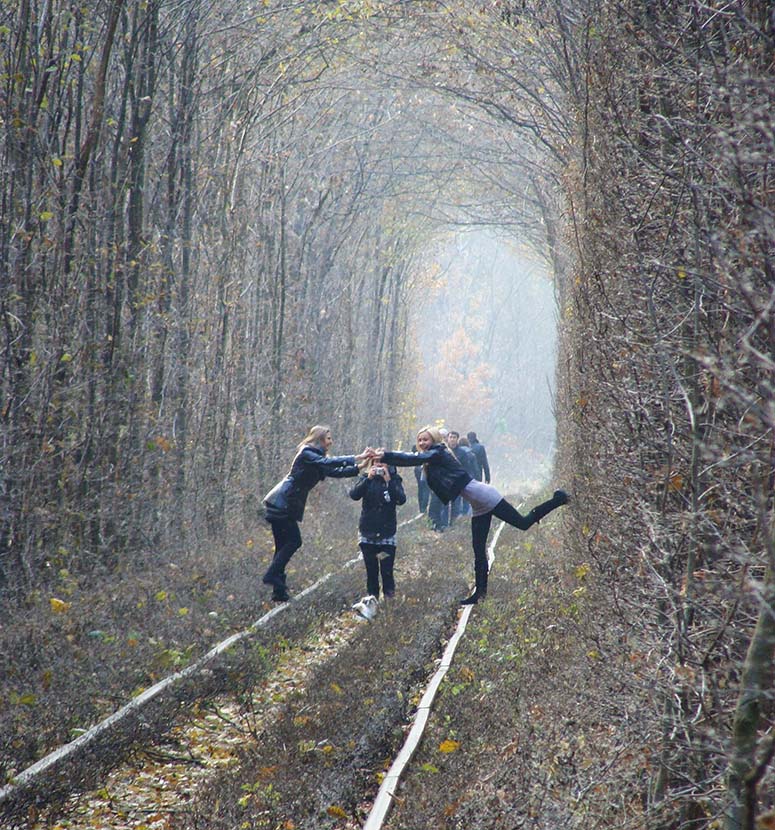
[49,597,71,613]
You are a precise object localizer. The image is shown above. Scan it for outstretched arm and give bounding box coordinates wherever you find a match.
[305,452,360,478]
[376,447,438,467]
[355,446,378,462]
[308,447,375,476]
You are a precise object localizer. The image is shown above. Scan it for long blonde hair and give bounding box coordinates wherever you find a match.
[358,456,375,474]
[297,424,331,454]
[416,425,455,476]
[417,425,445,446]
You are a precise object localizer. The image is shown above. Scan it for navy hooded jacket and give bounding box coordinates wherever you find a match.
[349,467,406,538]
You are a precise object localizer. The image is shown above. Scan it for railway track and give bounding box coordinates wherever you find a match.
[3,514,511,829]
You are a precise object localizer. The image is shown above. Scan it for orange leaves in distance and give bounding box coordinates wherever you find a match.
[432,326,495,428]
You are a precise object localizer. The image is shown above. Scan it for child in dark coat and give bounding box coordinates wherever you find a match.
[349,460,406,600]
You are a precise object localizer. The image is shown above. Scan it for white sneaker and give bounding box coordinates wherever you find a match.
[352,595,379,621]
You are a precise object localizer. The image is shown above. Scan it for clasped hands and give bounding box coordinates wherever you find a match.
[355,447,386,462]
[355,447,389,479]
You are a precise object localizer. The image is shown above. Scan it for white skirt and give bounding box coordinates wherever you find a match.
[460,480,502,517]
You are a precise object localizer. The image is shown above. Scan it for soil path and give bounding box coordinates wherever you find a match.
[7,505,583,830]
[7,519,474,830]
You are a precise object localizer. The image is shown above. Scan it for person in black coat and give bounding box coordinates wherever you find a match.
[376,426,569,605]
[457,436,480,516]
[349,460,406,599]
[262,425,372,602]
[447,431,477,520]
[467,431,491,483]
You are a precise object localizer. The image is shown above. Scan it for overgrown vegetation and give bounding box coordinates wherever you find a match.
[171,571,465,830]
[2,1,773,828]
[387,521,607,829]
[0,503,358,781]
[553,3,775,827]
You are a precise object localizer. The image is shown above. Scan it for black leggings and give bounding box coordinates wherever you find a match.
[471,499,532,575]
[264,519,302,588]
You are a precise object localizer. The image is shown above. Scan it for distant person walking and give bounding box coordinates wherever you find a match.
[375,427,569,605]
[412,444,431,514]
[349,459,406,601]
[428,488,450,532]
[429,427,451,531]
[262,425,372,602]
[467,431,491,483]
[457,436,478,515]
[447,431,476,521]
[457,435,479,476]
[417,467,431,514]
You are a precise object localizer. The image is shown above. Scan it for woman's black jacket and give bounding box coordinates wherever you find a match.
[381,444,472,504]
[263,445,358,522]
[349,467,406,538]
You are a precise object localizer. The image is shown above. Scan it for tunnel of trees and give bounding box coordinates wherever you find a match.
[1,1,773,828]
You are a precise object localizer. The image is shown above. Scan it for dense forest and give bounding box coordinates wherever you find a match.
[1,1,773,828]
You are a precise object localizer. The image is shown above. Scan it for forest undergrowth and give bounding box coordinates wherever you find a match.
[386,515,651,830]
[4,486,607,830]
[0,489,367,782]
[7,490,653,830]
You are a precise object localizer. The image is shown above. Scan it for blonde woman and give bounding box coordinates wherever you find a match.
[376,427,569,605]
[262,425,373,602]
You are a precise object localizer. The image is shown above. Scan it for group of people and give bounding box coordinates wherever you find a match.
[260,424,569,609]
[414,429,491,531]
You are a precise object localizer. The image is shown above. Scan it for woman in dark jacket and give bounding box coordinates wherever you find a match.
[377,426,569,605]
[349,460,406,601]
[262,425,371,602]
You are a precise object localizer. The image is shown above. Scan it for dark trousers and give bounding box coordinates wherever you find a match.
[263,518,302,588]
[429,492,449,531]
[360,542,396,598]
[450,494,468,522]
[417,479,431,513]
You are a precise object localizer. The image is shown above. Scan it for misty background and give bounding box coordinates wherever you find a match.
[409,230,558,491]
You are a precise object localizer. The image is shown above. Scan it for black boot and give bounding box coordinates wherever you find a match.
[264,571,290,602]
[526,489,570,526]
[460,560,489,605]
